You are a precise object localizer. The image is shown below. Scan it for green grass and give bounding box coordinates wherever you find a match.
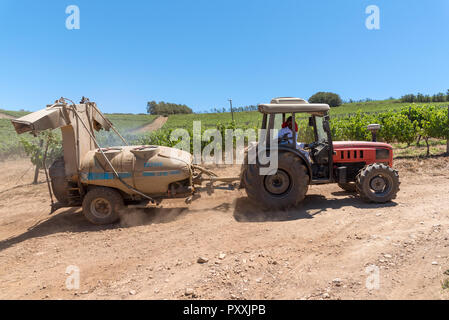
[0,108,30,118]
[105,113,158,131]
[163,111,262,131]
[96,113,158,147]
[0,119,33,157]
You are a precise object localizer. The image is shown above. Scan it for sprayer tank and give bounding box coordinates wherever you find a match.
[79,145,192,196]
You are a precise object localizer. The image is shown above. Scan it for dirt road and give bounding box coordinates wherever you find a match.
[0,157,449,300]
[134,116,168,133]
[0,112,15,120]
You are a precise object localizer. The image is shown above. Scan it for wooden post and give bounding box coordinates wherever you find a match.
[228,99,234,122]
[447,106,449,155]
[33,139,44,185]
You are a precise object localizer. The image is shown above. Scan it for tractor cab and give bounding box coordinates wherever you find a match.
[258,97,334,184]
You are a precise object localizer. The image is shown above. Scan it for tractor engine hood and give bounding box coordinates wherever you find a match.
[333,141,392,149]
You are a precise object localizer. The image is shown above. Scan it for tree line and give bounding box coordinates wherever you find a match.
[146,100,259,115]
[309,92,343,107]
[207,105,258,114]
[147,101,193,115]
[401,90,449,103]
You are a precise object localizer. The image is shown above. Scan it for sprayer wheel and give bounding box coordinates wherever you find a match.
[82,187,124,225]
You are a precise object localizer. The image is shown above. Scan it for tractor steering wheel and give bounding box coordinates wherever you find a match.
[305,141,323,150]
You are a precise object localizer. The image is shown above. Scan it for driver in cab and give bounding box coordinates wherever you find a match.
[278,116,310,160]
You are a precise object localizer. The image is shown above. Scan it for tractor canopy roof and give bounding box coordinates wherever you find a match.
[258,97,330,115]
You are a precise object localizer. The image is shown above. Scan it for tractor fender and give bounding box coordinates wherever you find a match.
[240,144,312,187]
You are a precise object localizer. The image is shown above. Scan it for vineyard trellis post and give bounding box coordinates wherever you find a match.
[447,106,449,155]
[228,99,234,122]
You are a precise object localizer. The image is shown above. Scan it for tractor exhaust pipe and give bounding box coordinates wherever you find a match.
[367,124,381,142]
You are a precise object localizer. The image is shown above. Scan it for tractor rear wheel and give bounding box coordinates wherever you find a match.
[338,182,357,192]
[82,187,124,225]
[243,152,309,210]
[356,164,399,203]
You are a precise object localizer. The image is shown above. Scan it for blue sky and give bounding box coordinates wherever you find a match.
[0,0,448,113]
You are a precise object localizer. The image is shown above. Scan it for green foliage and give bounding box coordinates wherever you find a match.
[331,100,447,116]
[330,111,372,141]
[378,111,416,145]
[0,119,29,158]
[105,113,157,131]
[421,108,449,140]
[2,101,449,161]
[309,92,343,108]
[137,104,449,158]
[20,131,62,167]
[147,101,193,115]
[133,120,257,154]
[139,105,419,153]
[163,111,262,131]
[95,113,158,147]
[330,105,449,156]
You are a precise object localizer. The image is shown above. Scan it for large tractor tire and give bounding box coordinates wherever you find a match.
[82,187,124,225]
[49,158,70,205]
[338,182,357,192]
[242,152,309,210]
[356,163,400,203]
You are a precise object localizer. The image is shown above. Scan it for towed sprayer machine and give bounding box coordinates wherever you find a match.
[11,97,236,224]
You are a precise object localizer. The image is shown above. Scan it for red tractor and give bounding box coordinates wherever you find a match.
[240,97,400,209]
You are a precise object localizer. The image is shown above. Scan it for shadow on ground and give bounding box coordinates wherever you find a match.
[233,193,397,223]
[0,191,398,252]
[0,206,189,253]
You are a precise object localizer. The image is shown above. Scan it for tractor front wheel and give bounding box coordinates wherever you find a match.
[243,152,309,210]
[82,187,124,225]
[356,164,399,203]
